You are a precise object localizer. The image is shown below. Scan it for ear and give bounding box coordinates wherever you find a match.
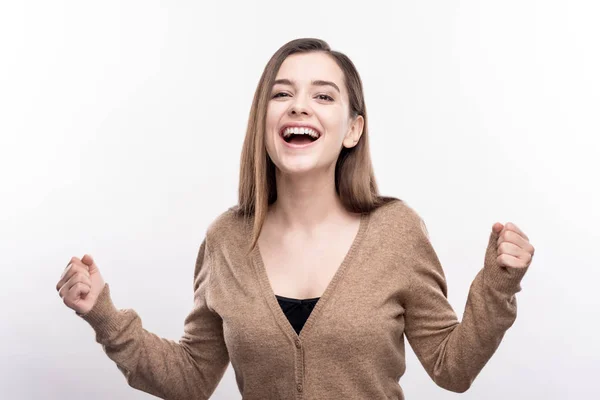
[342,115,364,149]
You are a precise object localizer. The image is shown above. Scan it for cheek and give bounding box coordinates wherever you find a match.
[263,125,278,161]
[264,102,291,150]
[266,101,285,124]
[263,130,275,159]
[264,108,276,137]
[319,108,347,141]
[325,121,349,147]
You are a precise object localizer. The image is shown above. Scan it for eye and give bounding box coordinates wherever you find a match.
[317,94,334,102]
[272,92,334,102]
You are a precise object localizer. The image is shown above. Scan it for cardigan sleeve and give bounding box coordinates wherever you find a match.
[78,237,230,400]
[402,215,529,393]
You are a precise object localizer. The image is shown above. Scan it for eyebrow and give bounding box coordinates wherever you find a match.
[272,78,340,94]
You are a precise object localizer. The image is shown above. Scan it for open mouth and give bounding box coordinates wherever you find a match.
[280,126,321,146]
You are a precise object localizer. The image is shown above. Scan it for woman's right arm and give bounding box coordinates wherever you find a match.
[69,239,230,400]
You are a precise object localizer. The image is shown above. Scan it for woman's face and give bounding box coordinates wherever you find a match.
[265,52,364,177]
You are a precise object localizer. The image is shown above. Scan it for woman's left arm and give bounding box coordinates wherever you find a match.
[403,215,535,393]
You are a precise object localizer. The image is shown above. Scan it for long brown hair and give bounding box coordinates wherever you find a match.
[235,38,397,252]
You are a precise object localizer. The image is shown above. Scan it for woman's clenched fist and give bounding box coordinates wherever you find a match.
[56,254,106,315]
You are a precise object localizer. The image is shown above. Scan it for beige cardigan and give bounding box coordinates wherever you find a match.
[79,199,529,399]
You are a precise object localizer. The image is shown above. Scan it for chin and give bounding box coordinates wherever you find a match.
[275,157,333,178]
[277,162,318,176]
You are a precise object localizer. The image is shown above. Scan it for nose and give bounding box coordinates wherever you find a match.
[288,96,311,117]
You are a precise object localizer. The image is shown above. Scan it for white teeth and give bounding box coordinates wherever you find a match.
[282,127,320,139]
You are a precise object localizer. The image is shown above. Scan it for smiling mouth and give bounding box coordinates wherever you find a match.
[283,134,318,145]
[280,127,322,146]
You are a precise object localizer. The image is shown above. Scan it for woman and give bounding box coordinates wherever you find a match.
[56,38,535,399]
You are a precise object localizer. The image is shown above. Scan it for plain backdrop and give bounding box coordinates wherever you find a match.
[1,1,598,399]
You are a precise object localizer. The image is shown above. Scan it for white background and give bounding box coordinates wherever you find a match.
[1,1,598,399]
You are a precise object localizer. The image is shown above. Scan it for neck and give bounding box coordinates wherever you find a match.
[270,166,348,232]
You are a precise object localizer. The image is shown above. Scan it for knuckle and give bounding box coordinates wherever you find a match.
[71,265,84,276]
[77,268,90,278]
[60,264,72,278]
[498,242,507,253]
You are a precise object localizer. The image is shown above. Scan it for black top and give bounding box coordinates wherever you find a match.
[275,295,320,335]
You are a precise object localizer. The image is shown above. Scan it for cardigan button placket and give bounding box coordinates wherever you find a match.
[294,337,304,397]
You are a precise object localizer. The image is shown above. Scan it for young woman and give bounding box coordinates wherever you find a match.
[56,38,535,399]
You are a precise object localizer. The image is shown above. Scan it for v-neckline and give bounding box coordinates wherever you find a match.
[251,211,371,341]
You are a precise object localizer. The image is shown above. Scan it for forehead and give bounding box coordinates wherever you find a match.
[275,52,345,90]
